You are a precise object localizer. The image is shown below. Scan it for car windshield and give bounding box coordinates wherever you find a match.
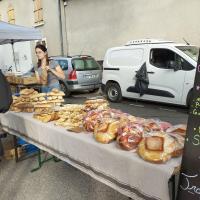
[176,46,199,61]
[72,57,101,71]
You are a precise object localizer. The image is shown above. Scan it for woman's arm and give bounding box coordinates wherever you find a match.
[48,65,65,80]
[35,71,41,84]
[35,69,48,85]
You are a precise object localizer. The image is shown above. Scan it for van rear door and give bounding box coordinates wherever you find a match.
[106,47,145,99]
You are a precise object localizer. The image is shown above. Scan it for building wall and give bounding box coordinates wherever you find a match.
[39,0,62,57]
[0,0,200,63]
[0,0,62,67]
[65,0,200,60]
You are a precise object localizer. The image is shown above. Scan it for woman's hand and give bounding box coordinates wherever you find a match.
[50,65,65,80]
[45,65,50,71]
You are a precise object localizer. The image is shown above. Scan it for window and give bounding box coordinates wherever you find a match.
[108,49,144,67]
[7,5,15,24]
[33,0,43,25]
[150,48,194,71]
[176,46,199,62]
[56,60,68,70]
[72,58,101,71]
[176,55,194,71]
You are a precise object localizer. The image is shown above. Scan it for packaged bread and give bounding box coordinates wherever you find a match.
[117,123,143,151]
[166,124,187,137]
[168,133,185,157]
[83,109,124,132]
[137,132,176,164]
[94,119,120,144]
[143,120,162,133]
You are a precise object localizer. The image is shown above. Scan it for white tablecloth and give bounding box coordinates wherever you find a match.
[0,112,181,200]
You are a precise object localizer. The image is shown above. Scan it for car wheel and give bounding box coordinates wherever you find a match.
[105,82,122,102]
[60,82,71,97]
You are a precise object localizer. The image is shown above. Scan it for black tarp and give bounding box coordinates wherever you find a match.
[134,62,149,96]
[0,70,12,113]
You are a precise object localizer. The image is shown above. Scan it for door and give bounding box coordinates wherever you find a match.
[140,48,186,104]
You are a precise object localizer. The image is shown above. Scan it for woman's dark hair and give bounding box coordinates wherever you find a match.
[35,44,49,67]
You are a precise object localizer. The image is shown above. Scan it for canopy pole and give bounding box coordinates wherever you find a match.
[11,40,18,72]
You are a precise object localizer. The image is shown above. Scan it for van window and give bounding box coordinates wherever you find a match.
[150,48,194,71]
[108,49,144,66]
[56,60,68,70]
[72,57,100,71]
[176,46,199,62]
[150,49,175,69]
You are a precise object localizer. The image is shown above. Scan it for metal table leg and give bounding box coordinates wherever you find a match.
[13,135,19,162]
[31,150,60,172]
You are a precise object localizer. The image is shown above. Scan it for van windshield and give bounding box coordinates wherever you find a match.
[72,57,101,71]
[176,46,199,61]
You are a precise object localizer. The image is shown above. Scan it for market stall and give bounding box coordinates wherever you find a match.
[0,89,185,200]
[0,112,181,200]
[0,21,42,70]
[0,21,42,92]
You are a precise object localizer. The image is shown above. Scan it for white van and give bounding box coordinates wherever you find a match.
[102,39,199,106]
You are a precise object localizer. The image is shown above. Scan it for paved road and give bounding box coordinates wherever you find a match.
[67,91,188,125]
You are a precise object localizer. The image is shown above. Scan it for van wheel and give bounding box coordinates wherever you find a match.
[60,82,71,97]
[106,82,122,102]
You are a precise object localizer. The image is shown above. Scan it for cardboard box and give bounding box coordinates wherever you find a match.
[22,76,38,85]
[5,74,15,83]
[15,76,23,84]
[4,147,24,160]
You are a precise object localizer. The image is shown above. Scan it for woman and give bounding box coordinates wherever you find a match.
[35,44,65,93]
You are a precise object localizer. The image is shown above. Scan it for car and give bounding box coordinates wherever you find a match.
[102,39,199,106]
[51,55,102,96]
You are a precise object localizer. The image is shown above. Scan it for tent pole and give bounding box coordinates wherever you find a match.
[11,40,18,72]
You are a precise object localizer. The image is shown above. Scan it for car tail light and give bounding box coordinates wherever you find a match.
[68,70,77,80]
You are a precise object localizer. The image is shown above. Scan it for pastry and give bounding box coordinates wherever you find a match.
[84,99,109,111]
[54,104,86,130]
[20,88,35,96]
[33,112,59,123]
[39,97,46,101]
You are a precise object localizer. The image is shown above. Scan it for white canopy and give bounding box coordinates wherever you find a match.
[0,21,42,45]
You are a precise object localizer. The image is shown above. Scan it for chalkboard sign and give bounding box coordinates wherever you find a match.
[177,50,200,200]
